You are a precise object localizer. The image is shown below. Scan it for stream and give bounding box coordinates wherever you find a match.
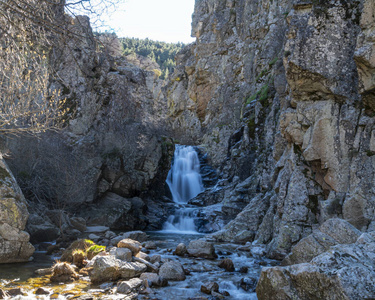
[0,146,275,299]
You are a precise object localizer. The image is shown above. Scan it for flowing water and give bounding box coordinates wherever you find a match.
[163,145,204,234]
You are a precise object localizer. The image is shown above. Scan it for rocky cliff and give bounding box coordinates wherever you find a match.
[0,156,34,263]
[165,0,375,261]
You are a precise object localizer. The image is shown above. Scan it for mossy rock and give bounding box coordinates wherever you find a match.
[60,239,95,262]
[86,245,106,260]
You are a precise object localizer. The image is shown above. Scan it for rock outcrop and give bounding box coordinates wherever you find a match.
[0,156,34,263]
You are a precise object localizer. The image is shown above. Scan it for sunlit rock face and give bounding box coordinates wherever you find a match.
[0,157,34,263]
[166,0,375,261]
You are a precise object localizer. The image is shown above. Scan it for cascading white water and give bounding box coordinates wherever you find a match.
[162,145,204,234]
[166,145,203,203]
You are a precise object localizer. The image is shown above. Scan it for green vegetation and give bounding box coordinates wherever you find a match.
[120,37,186,80]
[0,166,10,180]
[86,245,106,260]
[245,82,271,107]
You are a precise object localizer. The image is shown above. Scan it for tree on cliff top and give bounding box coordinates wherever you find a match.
[0,0,120,135]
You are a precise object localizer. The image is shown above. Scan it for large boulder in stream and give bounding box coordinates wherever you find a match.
[187,239,217,259]
[0,157,34,263]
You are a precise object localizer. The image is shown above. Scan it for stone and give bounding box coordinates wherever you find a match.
[117,278,143,294]
[239,277,257,292]
[319,218,362,245]
[257,233,375,299]
[70,217,87,232]
[118,238,142,255]
[187,239,217,259]
[0,289,9,299]
[90,256,122,283]
[0,158,34,263]
[7,288,25,296]
[150,255,161,264]
[122,231,148,242]
[26,213,60,244]
[135,251,150,261]
[109,247,132,262]
[143,241,157,249]
[175,243,187,256]
[140,272,168,287]
[159,261,186,281]
[200,282,219,294]
[218,258,235,272]
[35,287,50,295]
[119,261,147,279]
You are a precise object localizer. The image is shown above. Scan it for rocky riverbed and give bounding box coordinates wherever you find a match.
[0,230,277,300]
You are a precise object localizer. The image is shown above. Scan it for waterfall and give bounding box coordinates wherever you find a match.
[162,145,204,233]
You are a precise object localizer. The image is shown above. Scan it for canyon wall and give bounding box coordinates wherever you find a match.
[166,0,375,260]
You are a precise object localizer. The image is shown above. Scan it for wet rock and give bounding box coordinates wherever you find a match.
[218,258,235,272]
[0,289,8,299]
[140,272,168,287]
[200,281,219,294]
[50,262,79,282]
[175,243,187,256]
[239,277,257,292]
[122,231,148,242]
[109,247,132,262]
[117,278,143,294]
[26,213,60,244]
[159,261,186,281]
[239,266,248,273]
[211,291,225,299]
[35,267,53,275]
[7,288,25,296]
[143,241,157,249]
[150,254,161,263]
[118,238,142,255]
[187,239,217,259]
[35,287,50,295]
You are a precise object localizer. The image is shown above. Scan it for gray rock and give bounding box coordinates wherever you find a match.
[119,261,147,279]
[257,232,375,299]
[122,231,148,242]
[0,158,34,263]
[118,238,142,255]
[140,272,167,287]
[117,278,143,294]
[109,247,132,262]
[187,239,217,259]
[201,282,219,294]
[159,261,185,281]
[175,243,187,256]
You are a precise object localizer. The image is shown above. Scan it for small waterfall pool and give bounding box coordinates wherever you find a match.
[162,145,204,234]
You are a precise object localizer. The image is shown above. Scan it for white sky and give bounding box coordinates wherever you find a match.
[102,0,196,44]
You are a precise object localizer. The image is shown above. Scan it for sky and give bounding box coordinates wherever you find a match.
[101,0,196,44]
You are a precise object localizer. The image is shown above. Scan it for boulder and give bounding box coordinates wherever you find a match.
[118,238,142,255]
[175,243,187,256]
[159,261,186,281]
[35,287,50,295]
[140,272,167,287]
[117,278,143,294]
[90,256,122,283]
[0,158,34,263]
[282,219,362,265]
[187,239,217,259]
[257,232,375,299]
[109,247,132,262]
[122,231,148,242]
[26,213,60,244]
[70,217,87,232]
[200,282,219,294]
[119,261,147,279]
[218,258,235,272]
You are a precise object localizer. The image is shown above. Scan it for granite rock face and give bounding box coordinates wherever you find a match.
[0,157,34,263]
[165,0,375,262]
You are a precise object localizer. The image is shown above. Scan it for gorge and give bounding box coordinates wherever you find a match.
[1,0,375,299]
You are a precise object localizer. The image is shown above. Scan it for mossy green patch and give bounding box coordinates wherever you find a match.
[86,245,106,260]
[0,166,10,181]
